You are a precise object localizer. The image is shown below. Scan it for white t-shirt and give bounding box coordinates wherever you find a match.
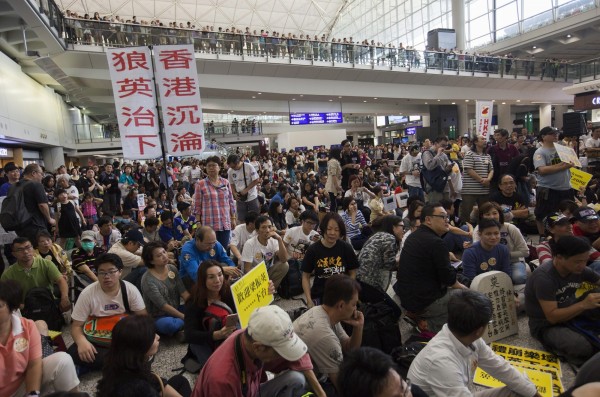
[399,153,422,187]
[228,163,259,201]
[586,137,600,149]
[241,236,279,269]
[71,281,145,321]
[230,223,256,251]
[283,225,318,260]
[285,207,305,227]
[190,166,202,183]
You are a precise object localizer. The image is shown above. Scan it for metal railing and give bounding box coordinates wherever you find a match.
[61,18,582,82]
[30,0,65,43]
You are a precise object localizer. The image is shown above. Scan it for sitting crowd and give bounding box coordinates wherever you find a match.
[1,128,600,396]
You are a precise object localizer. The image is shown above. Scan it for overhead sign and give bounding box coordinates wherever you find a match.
[290,112,343,125]
[574,91,600,110]
[107,47,161,160]
[153,45,205,157]
[405,127,417,135]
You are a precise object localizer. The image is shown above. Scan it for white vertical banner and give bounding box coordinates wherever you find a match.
[107,47,162,159]
[153,45,205,156]
[476,100,493,141]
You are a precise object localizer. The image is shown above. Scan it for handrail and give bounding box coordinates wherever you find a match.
[61,18,578,82]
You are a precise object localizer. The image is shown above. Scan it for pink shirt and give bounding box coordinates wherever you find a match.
[0,314,42,396]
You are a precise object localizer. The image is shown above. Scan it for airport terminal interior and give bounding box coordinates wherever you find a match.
[1,0,600,396]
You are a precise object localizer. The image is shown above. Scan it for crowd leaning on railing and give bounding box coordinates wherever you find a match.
[60,9,570,74]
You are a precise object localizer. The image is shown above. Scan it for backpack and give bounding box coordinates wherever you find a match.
[202,301,233,346]
[0,180,32,231]
[419,150,448,193]
[83,280,130,347]
[277,259,304,299]
[22,287,65,332]
[391,338,429,378]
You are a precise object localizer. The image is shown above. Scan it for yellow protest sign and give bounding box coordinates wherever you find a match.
[230,261,273,328]
[490,343,561,375]
[474,367,553,397]
[513,362,564,396]
[570,168,593,191]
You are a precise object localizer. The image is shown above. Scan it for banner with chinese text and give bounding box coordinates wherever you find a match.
[476,100,493,141]
[230,261,273,328]
[107,47,161,159]
[153,45,205,156]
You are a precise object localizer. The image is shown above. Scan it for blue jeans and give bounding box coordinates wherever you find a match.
[155,316,184,335]
[408,185,425,202]
[511,261,527,285]
[443,225,470,253]
[215,230,231,251]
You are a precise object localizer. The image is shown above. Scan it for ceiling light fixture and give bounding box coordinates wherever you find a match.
[329,99,333,102]
[567,34,572,38]
[465,99,469,102]
[451,102,456,104]
[292,98,296,101]
[373,97,378,99]
[257,92,262,95]
[533,46,537,49]
[252,96,256,99]
[502,102,506,104]
[363,100,367,102]
[516,100,521,102]
[437,99,441,102]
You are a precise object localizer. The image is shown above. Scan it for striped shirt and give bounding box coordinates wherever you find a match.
[461,150,493,195]
[341,210,368,239]
[193,177,236,231]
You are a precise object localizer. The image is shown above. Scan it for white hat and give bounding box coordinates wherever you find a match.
[247,306,307,361]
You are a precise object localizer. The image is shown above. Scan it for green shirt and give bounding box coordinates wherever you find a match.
[1,256,62,299]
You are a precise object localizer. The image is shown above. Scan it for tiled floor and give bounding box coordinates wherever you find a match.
[67,293,577,396]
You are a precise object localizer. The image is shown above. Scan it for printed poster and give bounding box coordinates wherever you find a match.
[230,261,273,328]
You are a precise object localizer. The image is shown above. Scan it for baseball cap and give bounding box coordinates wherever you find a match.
[123,229,145,245]
[177,201,191,212]
[571,207,599,223]
[247,306,307,361]
[81,230,96,241]
[544,212,570,231]
[3,162,17,172]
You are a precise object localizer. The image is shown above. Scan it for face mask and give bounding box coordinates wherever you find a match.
[81,242,95,251]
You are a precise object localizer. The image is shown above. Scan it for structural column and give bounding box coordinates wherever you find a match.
[452,0,466,50]
[457,103,469,136]
[12,148,23,167]
[554,105,568,129]
[42,147,65,172]
[539,104,552,129]
[373,118,382,145]
[497,103,512,131]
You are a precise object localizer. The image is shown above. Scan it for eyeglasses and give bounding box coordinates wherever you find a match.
[14,245,34,253]
[98,269,120,278]
[430,214,450,221]
[401,378,412,397]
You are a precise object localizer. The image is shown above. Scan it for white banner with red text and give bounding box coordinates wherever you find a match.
[476,100,493,141]
[107,47,162,160]
[153,45,205,157]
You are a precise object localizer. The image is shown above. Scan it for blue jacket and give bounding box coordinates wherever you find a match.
[179,239,235,281]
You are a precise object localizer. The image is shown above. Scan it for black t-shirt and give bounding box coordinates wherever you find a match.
[301,239,359,299]
[340,151,359,188]
[490,191,527,212]
[22,180,49,229]
[317,152,328,167]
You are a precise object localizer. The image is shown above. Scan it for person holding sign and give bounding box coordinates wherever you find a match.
[408,290,540,397]
[533,127,575,238]
[241,215,289,289]
[192,305,325,397]
[525,235,600,366]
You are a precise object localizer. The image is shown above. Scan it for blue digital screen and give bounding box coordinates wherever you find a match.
[405,127,417,135]
[290,112,343,125]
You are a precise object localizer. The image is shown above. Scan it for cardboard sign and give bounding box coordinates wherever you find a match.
[230,261,273,328]
[470,271,518,343]
[490,343,562,375]
[474,366,553,397]
[383,195,396,212]
[395,192,409,208]
[553,143,582,167]
[570,168,593,191]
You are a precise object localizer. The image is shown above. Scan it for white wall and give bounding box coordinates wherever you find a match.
[0,51,76,149]
[275,129,347,151]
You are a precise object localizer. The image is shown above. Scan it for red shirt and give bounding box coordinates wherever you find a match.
[192,329,312,397]
[0,314,42,396]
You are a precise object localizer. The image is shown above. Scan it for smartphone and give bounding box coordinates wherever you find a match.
[225,314,240,328]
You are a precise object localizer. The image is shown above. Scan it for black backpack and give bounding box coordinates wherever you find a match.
[0,180,32,231]
[277,259,304,299]
[22,287,65,331]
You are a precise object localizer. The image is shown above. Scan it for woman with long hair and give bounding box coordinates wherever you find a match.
[268,200,287,236]
[96,315,190,397]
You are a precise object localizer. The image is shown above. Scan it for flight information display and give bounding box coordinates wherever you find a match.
[290,112,343,125]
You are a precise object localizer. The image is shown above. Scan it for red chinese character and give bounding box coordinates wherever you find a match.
[126,135,157,155]
[122,106,156,127]
[111,51,149,72]
[171,132,203,152]
[117,78,153,98]
[167,105,201,126]
[163,77,196,97]
[158,49,193,70]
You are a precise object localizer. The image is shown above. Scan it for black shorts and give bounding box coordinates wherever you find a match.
[534,187,574,221]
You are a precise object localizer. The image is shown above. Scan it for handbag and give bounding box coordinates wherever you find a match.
[83,280,131,347]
